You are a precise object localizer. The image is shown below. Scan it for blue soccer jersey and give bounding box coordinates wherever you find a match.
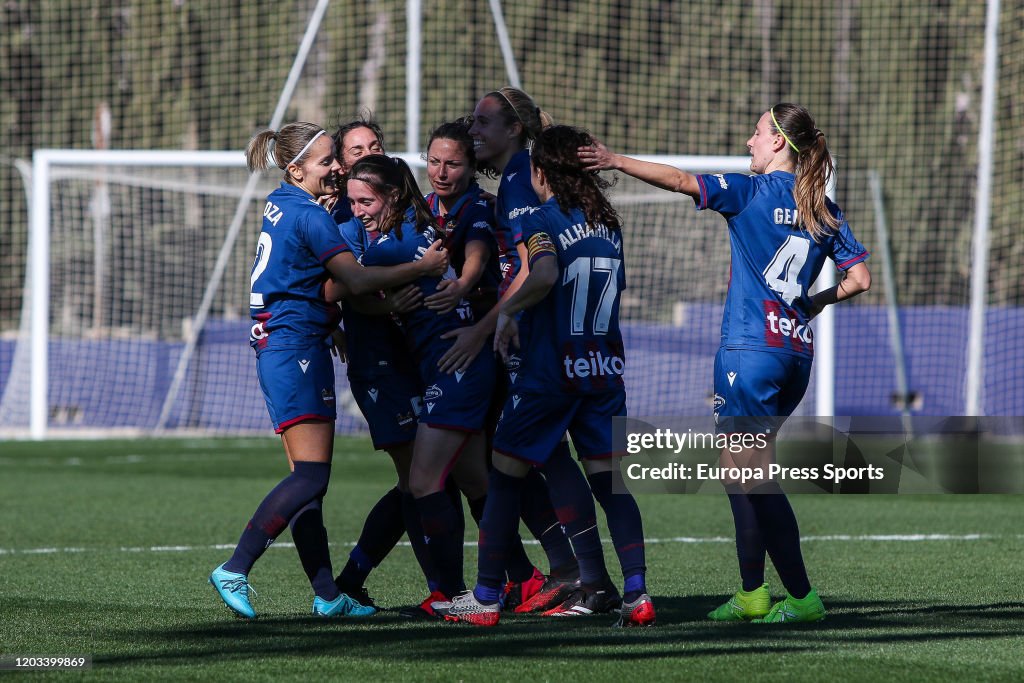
[335,216,416,381]
[515,199,626,394]
[249,182,348,351]
[495,149,539,296]
[359,219,474,364]
[695,171,869,358]
[426,183,501,291]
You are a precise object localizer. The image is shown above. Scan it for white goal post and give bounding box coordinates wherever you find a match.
[10,148,839,440]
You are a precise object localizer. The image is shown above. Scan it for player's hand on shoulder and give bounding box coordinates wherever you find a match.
[318,192,339,212]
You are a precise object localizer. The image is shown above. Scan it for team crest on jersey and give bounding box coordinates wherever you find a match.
[527,233,556,263]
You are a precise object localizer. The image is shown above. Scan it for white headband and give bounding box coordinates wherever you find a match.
[288,130,326,167]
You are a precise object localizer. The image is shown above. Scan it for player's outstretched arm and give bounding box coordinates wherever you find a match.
[578,139,700,199]
[325,241,448,296]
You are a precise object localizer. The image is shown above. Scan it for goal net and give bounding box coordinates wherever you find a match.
[1,0,1021,437]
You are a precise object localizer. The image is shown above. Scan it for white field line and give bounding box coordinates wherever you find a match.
[0,533,1015,557]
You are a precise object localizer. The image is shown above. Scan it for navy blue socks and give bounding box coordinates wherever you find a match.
[336,486,405,592]
[588,469,647,600]
[225,461,331,576]
[725,483,767,592]
[748,482,811,599]
[290,498,339,600]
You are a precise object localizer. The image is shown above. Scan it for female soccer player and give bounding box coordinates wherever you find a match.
[209,122,445,619]
[352,155,496,603]
[432,89,583,612]
[579,103,871,623]
[325,116,428,608]
[434,125,655,628]
[417,118,558,613]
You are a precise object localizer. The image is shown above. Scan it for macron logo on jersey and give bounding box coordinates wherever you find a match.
[506,172,517,182]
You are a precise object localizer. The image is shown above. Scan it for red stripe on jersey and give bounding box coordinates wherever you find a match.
[836,252,868,270]
[696,174,709,209]
[319,243,349,262]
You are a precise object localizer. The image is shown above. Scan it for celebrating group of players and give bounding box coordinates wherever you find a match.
[209,87,870,627]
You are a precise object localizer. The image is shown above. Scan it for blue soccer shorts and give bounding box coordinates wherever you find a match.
[348,371,421,450]
[418,343,496,432]
[493,389,626,465]
[713,347,811,435]
[256,344,336,433]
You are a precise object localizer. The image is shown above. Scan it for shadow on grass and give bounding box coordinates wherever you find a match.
[86,595,1024,668]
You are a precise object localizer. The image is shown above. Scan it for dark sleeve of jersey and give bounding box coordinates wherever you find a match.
[463,203,495,243]
[695,173,758,218]
[522,209,556,267]
[827,206,870,271]
[303,209,350,265]
[337,217,367,256]
[503,179,541,245]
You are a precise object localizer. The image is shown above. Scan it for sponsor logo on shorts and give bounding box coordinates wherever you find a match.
[397,411,416,428]
[423,385,442,415]
[322,388,335,405]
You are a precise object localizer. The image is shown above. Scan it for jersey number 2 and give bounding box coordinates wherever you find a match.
[564,257,621,335]
[250,232,272,308]
[763,235,809,305]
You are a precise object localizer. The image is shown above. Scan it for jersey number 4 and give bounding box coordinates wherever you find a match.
[564,256,622,336]
[763,235,809,305]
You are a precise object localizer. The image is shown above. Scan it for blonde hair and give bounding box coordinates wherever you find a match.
[488,86,553,142]
[245,121,325,182]
[770,103,840,242]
